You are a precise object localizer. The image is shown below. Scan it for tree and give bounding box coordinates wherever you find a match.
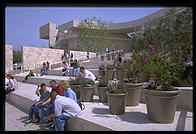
[77,16,114,52]
[13,50,22,64]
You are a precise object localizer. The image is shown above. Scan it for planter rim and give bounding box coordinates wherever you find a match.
[126,82,143,86]
[106,91,128,96]
[143,88,181,97]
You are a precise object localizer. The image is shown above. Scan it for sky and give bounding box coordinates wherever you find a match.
[5,7,163,51]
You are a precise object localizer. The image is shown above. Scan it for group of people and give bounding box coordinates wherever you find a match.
[25,80,81,131]
[62,59,80,76]
[25,66,96,131]
[40,61,50,76]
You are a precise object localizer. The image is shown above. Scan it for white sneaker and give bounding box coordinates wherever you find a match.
[25,119,32,124]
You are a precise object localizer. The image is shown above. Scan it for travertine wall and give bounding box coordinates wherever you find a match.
[70,50,96,61]
[5,44,13,73]
[22,46,64,70]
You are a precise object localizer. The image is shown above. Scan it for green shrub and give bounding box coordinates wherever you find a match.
[109,82,127,94]
[97,79,109,87]
[106,64,115,70]
[69,78,81,85]
[80,80,95,87]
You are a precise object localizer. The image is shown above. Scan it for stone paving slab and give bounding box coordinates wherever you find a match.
[5,102,52,131]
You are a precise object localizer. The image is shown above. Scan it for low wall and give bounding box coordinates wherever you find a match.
[5,44,13,73]
[70,50,96,61]
[22,46,64,70]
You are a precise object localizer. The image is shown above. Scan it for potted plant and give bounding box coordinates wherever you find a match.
[98,64,105,78]
[97,79,109,103]
[142,44,184,123]
[69,78,82,100]
[80,80,95,102]
[105,64,115,80]
[106,82,128,115]
[122,57,143,106]
[115,65,124,80]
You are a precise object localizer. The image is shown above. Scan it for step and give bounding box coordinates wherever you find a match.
[5,82,193,131]
[5,102,52,131]
[14,73,75,87]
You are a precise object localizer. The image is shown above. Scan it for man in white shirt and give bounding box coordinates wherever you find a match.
[49,91,82,131]
[79,66,96,82]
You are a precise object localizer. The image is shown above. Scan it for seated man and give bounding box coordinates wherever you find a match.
[25,83,50,124]
[62,61,69,76]
[5,74,18,94]
[49,91,82,131]
[79,66,96,82]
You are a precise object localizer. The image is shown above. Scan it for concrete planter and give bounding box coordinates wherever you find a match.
[99,70,105,77]
[80,86,95,102]
[70,85,81,100]
[106,91,128,115]
[97,87,109,103]
[105,70,115,80]
[143,89,181,123]
[125,82,143,106]
[116,70,124,80]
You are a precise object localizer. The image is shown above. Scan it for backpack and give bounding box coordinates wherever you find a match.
[77,100,85,110]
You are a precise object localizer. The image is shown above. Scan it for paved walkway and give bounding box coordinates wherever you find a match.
[5,102,53,131]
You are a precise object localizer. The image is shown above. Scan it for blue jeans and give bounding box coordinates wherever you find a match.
[47,102,55,116]
[41,68,47,75]
[72,68,78,76]
[28,102,44,120]
[55,114,70,131]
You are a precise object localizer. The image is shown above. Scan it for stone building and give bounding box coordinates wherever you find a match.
[39,7,185,52]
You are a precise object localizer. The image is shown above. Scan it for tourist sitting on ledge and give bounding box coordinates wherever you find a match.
[78,66,96,82]
[5,74,18,94]
[25,83,50,124]
[25,70,35,80]
[41,62,48,76]
[46,61,50,70]
[48,91,82,131]
[62,61,69,76]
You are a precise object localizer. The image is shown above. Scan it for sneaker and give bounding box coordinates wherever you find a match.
[34,119,40,123]
[25,119,32,124]
[43,121,53,127]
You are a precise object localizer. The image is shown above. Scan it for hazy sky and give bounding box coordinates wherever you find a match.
[5,7,162,51]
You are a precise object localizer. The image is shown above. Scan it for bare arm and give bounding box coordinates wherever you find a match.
[43,97,51,106]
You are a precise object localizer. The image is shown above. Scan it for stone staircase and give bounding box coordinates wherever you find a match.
[5,66,193,131]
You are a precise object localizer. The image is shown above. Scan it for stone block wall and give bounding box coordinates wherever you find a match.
[5,44,13,73]
[22,46,64,70]
[70,50,96,61]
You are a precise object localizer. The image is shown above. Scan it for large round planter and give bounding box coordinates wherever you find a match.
[116,70,124,80]
[80,86,95,102]
[143,89,181,123]
[70,85,81,100]
[126,82,143,106]
[106,91,128,115]
[105,70,115,80]
[97,87,109,103]
[98,70,105,78]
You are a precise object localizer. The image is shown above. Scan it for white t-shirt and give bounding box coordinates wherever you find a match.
[83,69,96,81]
[54,95,82,117]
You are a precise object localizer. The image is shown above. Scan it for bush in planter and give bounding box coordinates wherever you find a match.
[98,64,105,77]
[115,65,124,80]
[122,55,144,106]
[105,64,115,80]
[142,44,184,123]
[106,82,128,115]
[97,79,109,102]
[106,54,111,61]
[80,80,95,102]
[69,78,82,99]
